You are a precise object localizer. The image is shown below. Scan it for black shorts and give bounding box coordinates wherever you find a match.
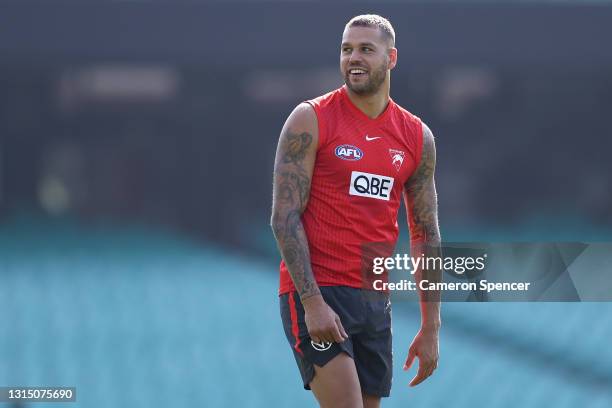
[279,286,393,398]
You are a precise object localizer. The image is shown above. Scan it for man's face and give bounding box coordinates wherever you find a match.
[340,26,396,96]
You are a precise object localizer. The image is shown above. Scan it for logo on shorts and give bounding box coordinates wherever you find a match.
[349,171,394,201]
[388,149,405,172]
[311,340,333,351]
[335,144,363,161]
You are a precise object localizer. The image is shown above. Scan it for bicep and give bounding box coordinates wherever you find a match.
[403,123,440,243]
[272,103,319,213]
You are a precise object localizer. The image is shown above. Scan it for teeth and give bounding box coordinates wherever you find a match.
[350,69,367,74]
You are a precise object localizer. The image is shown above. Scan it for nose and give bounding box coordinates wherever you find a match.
[341,47,366,70]
[348,50,363,65]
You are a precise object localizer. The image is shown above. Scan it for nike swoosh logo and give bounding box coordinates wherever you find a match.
[365,135,382,141]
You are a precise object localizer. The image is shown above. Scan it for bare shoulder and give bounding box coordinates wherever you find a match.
[421,122,436,158]
[276,103,319,165]
[405,122,436,189]
[284,102,318,139]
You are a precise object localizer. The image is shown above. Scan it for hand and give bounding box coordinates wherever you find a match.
[404,326,439,387]
[302,295,349,344]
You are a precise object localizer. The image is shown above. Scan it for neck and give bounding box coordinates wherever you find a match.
[345,77,391,119]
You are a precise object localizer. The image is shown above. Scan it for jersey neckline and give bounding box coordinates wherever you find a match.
[340,85,395,124]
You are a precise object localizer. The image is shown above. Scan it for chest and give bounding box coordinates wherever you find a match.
[323,123,415,178]
[316,120,418,201]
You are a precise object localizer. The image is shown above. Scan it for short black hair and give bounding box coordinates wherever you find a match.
[345,14,396,48]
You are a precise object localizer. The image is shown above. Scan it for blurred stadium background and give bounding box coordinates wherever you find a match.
[1,1,611,407]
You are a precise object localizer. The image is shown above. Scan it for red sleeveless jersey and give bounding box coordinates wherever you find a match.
[279,86,423,295]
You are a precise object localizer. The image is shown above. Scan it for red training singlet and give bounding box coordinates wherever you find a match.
[279,86,423,295]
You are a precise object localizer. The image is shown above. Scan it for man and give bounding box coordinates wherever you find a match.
[271,14,441,408]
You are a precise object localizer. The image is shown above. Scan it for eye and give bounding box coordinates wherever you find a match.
[342,47,352,53]
[362,47,373,52]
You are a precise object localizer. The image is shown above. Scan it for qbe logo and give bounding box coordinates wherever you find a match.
[349,171,394,201]
[335,144,363,161]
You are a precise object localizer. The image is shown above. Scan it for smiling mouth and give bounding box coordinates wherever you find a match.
[348,68,368,77]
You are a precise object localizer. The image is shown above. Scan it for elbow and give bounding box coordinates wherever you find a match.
[410,223,441,248]
[270,207,303,241]
[270,211,284,241]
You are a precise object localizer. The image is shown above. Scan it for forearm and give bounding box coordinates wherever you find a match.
[405,122,442,330]
[409,199,442,329]
[412,240,442,329]
[273,207,346,346]
[271,209,320,301]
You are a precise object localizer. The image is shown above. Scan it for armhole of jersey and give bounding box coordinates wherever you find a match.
[306,100,325,152]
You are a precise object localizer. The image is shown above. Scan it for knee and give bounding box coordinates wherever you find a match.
[320,395,363,408]
[362,393,381,408]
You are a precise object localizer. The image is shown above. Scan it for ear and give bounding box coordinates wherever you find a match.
[388,47,398,70]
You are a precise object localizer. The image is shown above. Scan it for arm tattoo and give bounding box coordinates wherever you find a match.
[283,132,312,165]
[271,128,320,300]
[405,124,442,303]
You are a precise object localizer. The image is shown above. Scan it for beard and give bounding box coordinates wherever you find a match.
[344,61,387,96]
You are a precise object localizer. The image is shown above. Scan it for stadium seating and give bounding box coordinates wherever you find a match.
[0,216,610,407]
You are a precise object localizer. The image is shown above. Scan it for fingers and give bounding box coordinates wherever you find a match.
[314,331,334,344]
[310,327,338,344]
[408,357,437,387]
[403,348,416,371]
[335,315,349,341]
[328,323,342,343]
[405,345,439,387]
[409,364,432,387]
[409,364,427,387]
[306,302,350,344]
[311,321,348,344]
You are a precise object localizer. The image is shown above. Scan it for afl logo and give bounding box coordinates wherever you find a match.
[311,340,333,351]
[335,144,363,161]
